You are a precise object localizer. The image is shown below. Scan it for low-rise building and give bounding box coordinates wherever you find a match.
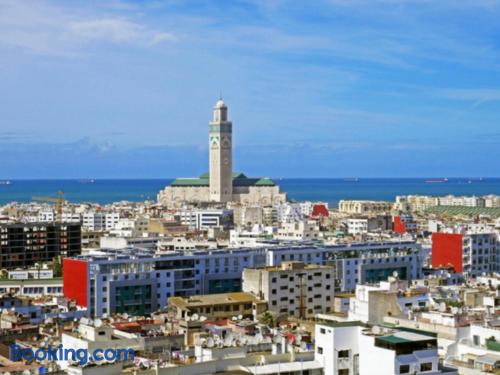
[339,200,394,215]
[168,292,266,320]
[315,320,458,375]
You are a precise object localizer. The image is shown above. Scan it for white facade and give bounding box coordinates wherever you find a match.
[177,209,232,230]
[315,322,457,375]
[275,221,321,241]
[462,231,499,276]
[242,262,335,318]
[348,278,431,324]
[347,218,369,235]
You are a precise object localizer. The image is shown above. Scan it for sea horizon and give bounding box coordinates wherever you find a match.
[1,177,499,207]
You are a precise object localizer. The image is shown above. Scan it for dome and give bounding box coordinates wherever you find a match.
[215,98,226,108]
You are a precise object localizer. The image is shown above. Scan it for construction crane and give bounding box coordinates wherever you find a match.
[32,191,66,222]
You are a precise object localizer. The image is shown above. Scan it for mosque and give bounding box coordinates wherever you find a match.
[157,99,287,207]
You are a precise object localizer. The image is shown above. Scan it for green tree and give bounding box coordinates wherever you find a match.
[52,256,62,277]
[259,311,274,327]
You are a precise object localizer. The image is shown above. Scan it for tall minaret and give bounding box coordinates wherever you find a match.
[209,98,233,202]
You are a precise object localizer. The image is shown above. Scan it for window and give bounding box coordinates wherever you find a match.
[338,350,349,358]
[420,362,432,371]
[320,328,326,334]
[399,365,410,374]
[317,346,323,354]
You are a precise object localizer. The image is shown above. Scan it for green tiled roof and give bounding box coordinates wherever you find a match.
[170,178,209,187]
[378,335,411,344]
[170,172,276,187]
[425,205,500,218]
[255,178,275,186]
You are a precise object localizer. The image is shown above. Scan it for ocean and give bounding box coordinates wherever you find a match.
[0,178,499,207]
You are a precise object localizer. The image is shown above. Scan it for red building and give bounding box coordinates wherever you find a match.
[392,216,407,234]
[431,232,463,273]
[311,204,329,218]
[63,258,89,307]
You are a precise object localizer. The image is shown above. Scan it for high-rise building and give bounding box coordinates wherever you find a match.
[0,222,81,269]
[209,99,233,202]
[157,99,286,207]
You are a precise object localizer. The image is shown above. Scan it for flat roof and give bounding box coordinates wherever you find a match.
[378,331,436,345]
[248,263,333,272]
[0,278,63,286]
[169,292,259,308]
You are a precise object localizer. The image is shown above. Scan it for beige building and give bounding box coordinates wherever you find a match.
[167,292,267,321]
[158,99,286,208]
[339,200,394,215]
[242,261,335,319]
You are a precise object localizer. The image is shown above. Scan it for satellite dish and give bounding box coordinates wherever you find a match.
[185,316,191,322]
[94,319,103,328]
[200,316,207,322]
[192,314,199,321]
[206,338,215,348]
[238,314,243,320]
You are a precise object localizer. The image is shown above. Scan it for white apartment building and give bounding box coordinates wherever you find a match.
[462,231,499,276]
[315,321,457,375]
[275,220,321,241]
[395,195,440,212]
[242,261,335,318]
[60,321,141,370]
[345,216,391,236]
[177,209,232,230]
[36,211,80,223]
[0,278,63,297]
[484,195,500,208]
[439,195,485,207]
[275,202,304,223]
[443,321,500,374]
[347,218,370,235]
[348,277,431,325]
[82,212,120,231]
[229,225,275,247]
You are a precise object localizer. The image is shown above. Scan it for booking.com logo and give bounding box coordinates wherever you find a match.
[10,344,135,366]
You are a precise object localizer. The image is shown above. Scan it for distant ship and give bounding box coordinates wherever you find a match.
[425,178,448,183]
[78,179,95,184]
[0,180,11,185]
[344,178,359,182]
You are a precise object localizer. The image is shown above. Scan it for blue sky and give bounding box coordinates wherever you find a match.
[1,0,499,178]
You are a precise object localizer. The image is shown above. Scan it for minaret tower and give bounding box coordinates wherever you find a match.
[209,98,233,202]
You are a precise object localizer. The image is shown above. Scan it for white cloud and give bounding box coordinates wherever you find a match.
[69,19,144,43]
[68,18,177,45]
[0,0,177,56]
